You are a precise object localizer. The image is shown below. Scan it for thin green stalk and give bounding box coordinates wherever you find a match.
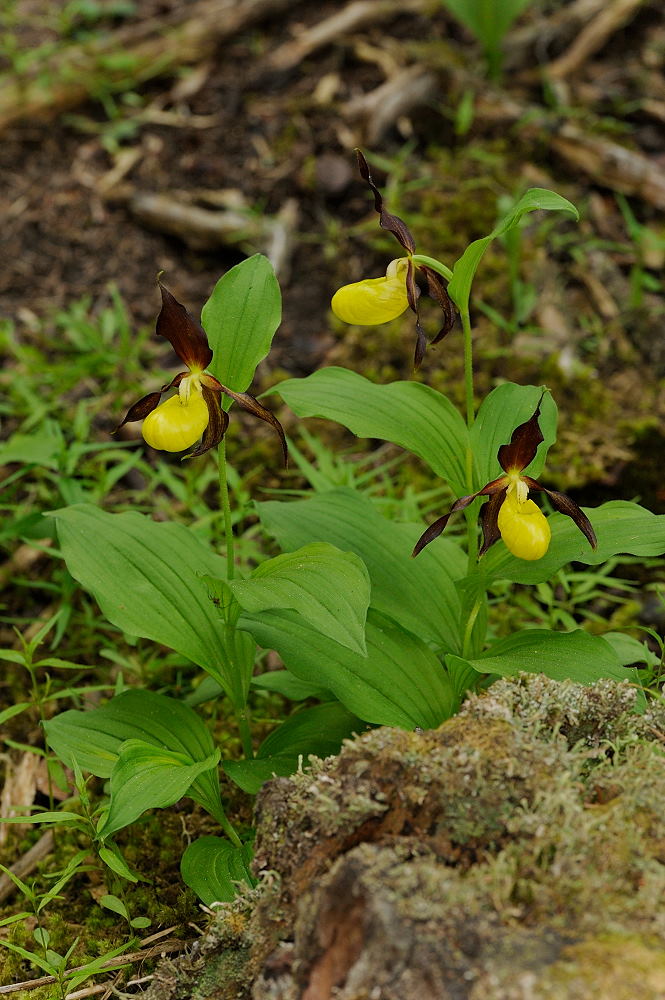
[235,707,254,761]
[218,437,235,581]
[411,254,453,282]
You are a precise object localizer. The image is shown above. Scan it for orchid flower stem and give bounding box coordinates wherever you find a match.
[236,707,254,761]
[462,594,483,659]
[218,436,235,581]
[410,254,454,282]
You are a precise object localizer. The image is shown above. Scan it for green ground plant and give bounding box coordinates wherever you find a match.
[3,152,665,991]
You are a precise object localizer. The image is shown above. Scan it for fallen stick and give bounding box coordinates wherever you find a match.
[343,65,438,144]
[267,0,435,72]
[545,0,647,80]
[0,0,302,133]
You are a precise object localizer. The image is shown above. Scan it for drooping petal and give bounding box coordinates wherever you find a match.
[498,396,546,473]
[419,265,456,345]
[525,481,597,549]
[115,390,163,430]
[187,386,229,458]
[141,392,209,452]
[412,477,508,557]
[356,149,416,254]
[497,491,551,561]
[218,385,288,467]
[156,282,213,372]
[478,488,507,556]
[331,259,410,326]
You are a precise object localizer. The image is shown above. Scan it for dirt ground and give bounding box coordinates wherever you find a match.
[2,0,665,481]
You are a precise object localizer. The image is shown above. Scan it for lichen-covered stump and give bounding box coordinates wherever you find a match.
[147,676,665,1000]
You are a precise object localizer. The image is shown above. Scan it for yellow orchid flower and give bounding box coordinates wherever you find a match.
[331,150,455,369]
[331,258,410,326]
[116,282,287,463]
[413,398,596,561]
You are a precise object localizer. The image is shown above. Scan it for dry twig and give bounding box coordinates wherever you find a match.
[545,0,647,79]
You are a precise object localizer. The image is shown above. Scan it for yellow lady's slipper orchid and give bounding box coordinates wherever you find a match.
[332,150,455,369]
[331,258,410,326]
[413,397,596,561]
[116,281,287,464]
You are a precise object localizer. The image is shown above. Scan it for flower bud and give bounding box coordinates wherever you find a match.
[141,393,209,452]
[497,492,551,561]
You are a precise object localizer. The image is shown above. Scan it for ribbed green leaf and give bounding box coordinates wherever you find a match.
[180,837,254,906]
[100,740,220,837]
[51,504,250,700]
[447,189,579,314]
[240,609,457,729]
[44,690,225,826]
[257,488,465,653]
[224,702,365,793]
[448,628,637,689]
[470,383,557,488]
[272,368,469,495]
[482,501,665,584]
[229,542,370,655]
[202,254,281,393]
[442,0,532,51]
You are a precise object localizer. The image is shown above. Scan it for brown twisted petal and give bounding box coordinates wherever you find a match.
[161,371,187,393]
[522,477,597,549]
[478,488,508,556]
[419,265,456,345]
[498,397,545,473]
[156,282,213,371]
[356,149,417,255]
[115,390,163,430]
[187,386,229,458]
[219,385,288,467]
[412,476,508,557]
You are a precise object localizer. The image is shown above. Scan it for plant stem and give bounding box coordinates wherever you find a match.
[235,706,254,760]
[218,437,235,581]
[411,254,453,282]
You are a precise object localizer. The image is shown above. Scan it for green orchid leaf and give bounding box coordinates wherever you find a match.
[202,254,281,394]
[482,501,665,584]
[601,631,661,669]
[239,608,457,729]
[447,629,643,699]
[252,669,334,702]
[224,702,365,794]
[180,837,254,906]
[257,488,466,654]
[51,504,252,701]
[272,367,469,495]
[442,0,532,56]
[229,542,370,656]
[44,690,226,827]
[447,189,579,314]
[100,740,220,838]
[470,383,558,488]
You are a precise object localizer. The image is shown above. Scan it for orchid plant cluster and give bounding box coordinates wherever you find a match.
[45,156,665,906]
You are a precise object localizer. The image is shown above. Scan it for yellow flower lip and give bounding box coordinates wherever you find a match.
[141,391,209,452]
[498,490,551,561]
[331,258,410,326]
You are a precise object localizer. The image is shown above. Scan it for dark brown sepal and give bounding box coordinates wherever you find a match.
[200,372,224,392]
[419,265,456,344]
[498,397,545,473]
[478,488,507,556]
[186,386,229,458]
[219,386,288,467]
[412,483,506,557]
[413,319,428,372]
[356,149,416,255]
[157,282,213,371]
[115,390,162,430]
[540,487,597,549]
[161,371,187,393]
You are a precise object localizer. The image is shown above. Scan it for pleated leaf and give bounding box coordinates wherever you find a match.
[51,504,247,699]
[202,254,281,394]
[229,542,370,655]
[224,701,365,793]
[447,189,579,314]
[180,837,254,906]
[272,368,469,495]
[257,488,465,654]
[481,501,665,584]
[239,609,457,729]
